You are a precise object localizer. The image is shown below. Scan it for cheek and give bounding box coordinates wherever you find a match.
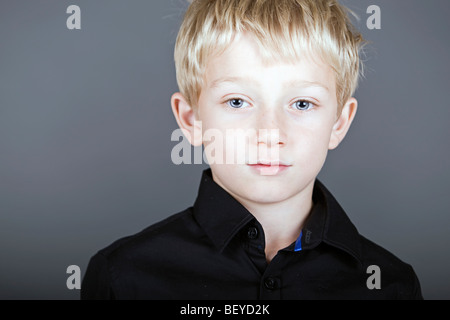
[288,120,334,160]
[199,115,252,155]
[200,119,251,165]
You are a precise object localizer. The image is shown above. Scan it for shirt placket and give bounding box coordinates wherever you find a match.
[241,222,283,300]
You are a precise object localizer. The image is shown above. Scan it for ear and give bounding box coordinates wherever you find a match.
[171,92,203,146]
[328,97,358,150]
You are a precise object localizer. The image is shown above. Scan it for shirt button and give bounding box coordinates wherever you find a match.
[264,277,277,290]
[247,226,258,240]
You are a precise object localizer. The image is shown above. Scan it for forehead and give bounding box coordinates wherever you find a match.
[203,33,336,93]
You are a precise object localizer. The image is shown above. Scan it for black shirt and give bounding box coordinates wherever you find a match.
[81,169,423,300]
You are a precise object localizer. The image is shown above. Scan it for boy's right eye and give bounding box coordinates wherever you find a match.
[226,98,248,109]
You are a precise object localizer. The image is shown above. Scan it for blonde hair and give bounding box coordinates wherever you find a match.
[174,0,365,111]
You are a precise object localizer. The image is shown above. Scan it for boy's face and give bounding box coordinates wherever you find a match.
[173,33,357,205]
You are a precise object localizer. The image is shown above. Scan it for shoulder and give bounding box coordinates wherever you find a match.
[81,207,200,299]
[357,234,423,299]
[358,234,411,273]
[96,207,198,261]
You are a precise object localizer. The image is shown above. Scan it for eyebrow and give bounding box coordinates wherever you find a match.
[209,76,329,92]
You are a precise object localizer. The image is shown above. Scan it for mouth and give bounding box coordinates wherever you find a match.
[246,161,292,175]
[247,159,291,166]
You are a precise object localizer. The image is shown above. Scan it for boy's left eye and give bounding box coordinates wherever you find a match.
[292,100,314,111]
[226,98,248,109]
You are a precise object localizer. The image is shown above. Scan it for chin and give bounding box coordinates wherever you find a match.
[238,186,294,204]
[212,166,312,204]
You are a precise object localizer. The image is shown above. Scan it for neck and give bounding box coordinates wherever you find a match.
[232,180,315,263]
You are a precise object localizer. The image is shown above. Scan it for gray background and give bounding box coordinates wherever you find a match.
[0,0,449,299]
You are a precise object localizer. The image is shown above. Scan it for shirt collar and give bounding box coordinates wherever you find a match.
[193,169,254,251]
[301,179,362,264]
[193,169,362,264]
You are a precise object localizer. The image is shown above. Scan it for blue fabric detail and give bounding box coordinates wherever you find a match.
[294,230,303,252]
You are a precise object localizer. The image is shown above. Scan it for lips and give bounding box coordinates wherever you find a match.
[247,160,291,167]
[247,161,292,176]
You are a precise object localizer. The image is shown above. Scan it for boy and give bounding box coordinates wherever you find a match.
[81,0,423,299]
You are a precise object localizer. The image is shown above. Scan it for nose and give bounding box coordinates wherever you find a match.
[255,108,286,148]
[257,128,283,148]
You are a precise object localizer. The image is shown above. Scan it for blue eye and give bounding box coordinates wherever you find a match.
[227,98,247,109]
[293,100,314,111]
